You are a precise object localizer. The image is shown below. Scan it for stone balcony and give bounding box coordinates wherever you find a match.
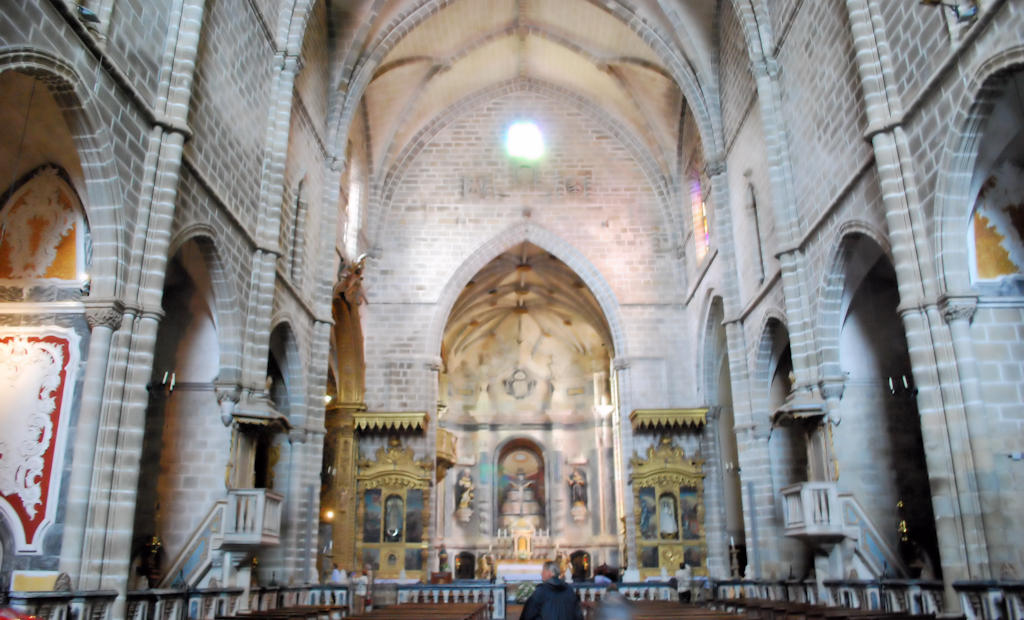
[780,481,851,543]
[222,488,284,549]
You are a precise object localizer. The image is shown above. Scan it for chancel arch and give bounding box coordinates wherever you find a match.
[436,238,622,575]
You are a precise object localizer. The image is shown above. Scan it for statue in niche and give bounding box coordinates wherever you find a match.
[455,469,474,509]
[568,468,587,507]
[454,469,474,524]
[659,494,679,539]
[498,446,545,529]
[384,494,404,542]
[568,467,588,523]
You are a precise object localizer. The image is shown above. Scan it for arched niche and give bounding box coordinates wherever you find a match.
[134,237,228,577]
[0,166,89,285]
[496,439,546,533]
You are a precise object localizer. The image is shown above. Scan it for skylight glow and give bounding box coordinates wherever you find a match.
[506,121,544,161]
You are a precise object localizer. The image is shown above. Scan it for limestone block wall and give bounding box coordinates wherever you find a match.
[185,0,275,228]
[970,305,1024,571]
[777,2,872,229]
[363,88,693,414]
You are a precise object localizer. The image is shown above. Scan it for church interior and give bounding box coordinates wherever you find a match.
[1,0,1023,618]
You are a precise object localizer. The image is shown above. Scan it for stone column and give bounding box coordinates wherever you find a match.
[73,4,207,615]
[59,300,123,582]
[844,1,990,606]
[611,357,637,574]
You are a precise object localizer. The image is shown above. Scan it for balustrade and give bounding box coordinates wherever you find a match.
[222,488,284,548]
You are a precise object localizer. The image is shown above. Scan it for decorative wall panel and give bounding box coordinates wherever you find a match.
[0,327,80,552]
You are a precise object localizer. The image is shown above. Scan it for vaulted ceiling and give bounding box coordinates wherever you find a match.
[328,0,719,184]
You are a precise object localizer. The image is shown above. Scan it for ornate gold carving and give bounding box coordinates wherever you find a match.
[629,408,707,432]
[355,438,432,579]
[630,436,706,578]
[357,439,432,487]
[354,411,428,432]
[436,428,457,481]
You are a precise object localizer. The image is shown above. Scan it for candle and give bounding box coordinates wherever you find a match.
[730,536,735,547]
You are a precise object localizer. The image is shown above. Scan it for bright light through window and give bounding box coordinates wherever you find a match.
[506,121,544,161]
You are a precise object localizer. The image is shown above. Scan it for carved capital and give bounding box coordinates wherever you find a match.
[705,158,727,178]
[819,377,846,401]
[940,296,978,325]
[215,383,241,426]
[84,300,124,330]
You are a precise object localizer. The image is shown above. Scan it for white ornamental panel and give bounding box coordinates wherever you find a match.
[0,327,80,553]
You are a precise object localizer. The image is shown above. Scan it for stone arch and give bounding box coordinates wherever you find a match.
[268,318,308,426]
[699,293,727,400]
[817,223,893,382]
[935,46,1024,294]
[0,49,125,299]
[370,78,677,248]
[426,222,628,362]
[167,225,244,386]
[753,310,789,389]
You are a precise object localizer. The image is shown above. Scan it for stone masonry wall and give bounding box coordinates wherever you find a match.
[363,88,693,413]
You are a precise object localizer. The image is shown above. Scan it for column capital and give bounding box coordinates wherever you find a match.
[940,295,978,324]
[83,299,124,330]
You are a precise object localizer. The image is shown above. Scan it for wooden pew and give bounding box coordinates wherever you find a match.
[344,601,489,620]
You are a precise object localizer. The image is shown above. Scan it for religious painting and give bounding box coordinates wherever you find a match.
[637,487,656,540]
[683,546,704,569]
[640,546,659,568]
[680,487,700,541]
[497,441,545,529]
[405,548,424,572]
[405,489,424,542]
[0,167,87,283]
[0,328,79,553]
[363,489,382,542]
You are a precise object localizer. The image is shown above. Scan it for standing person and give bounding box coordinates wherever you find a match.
[351,566,369,613]
[595,584,633,620]
[674,562,692,603]
[330,563,347,584]
[520,560,584,620]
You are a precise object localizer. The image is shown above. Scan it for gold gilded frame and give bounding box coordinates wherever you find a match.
[355,439,432,579]
[629,437,706,578]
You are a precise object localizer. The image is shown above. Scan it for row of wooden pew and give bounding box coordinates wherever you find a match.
[345,602,490,620]
[582,601,746,620]
[722,598,935,620]
[217,604,346,620]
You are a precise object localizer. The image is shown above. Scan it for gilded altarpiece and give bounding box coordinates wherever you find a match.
[630,437,705,579]
[356,439,432,579]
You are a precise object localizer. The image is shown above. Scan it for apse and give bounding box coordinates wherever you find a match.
[440,241,613,425]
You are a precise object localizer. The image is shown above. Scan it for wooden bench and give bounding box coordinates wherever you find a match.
[217,603,347,620]
[344,602,489,620]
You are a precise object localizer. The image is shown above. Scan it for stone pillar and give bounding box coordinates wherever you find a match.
[844,1,990,606]
[73,4,207,614]
[238,51,300,390]
[611,357,636,574]
[59,300,123,582]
